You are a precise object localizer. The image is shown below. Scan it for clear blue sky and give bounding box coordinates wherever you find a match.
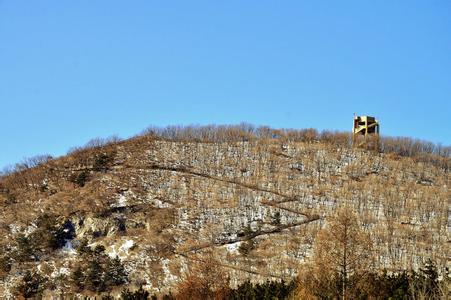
[1,1,450,168]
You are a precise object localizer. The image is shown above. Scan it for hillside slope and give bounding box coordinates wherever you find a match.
[0,128,449,297]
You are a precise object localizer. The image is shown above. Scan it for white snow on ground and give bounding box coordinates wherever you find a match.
[108,239,135,258]
[108,246,118,258]
[161,258,178,283]
[24,223,37,236]
[110,194,128,208]
[9,224,21,235]
[153,199,171,208]
[120,240,134,253]
[2,286,13,300]
[51,267,70,278]
[226,242,241,253]
[62,240,77,255]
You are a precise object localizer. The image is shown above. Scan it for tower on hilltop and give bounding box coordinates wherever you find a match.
[352,115,380,150]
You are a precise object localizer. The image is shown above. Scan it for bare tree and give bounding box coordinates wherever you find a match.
[176,251,230,300]
[297,207,373,299]
[14,154,53,171]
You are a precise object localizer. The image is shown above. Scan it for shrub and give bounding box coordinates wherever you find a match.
[238,225,257,256]
[86,259,106,292]
[238,239,256,256]
[272,211,281,226]
[409,259,444,300]
[5,190,16,204]
[175,252,230,300]
[71,266,85,291]
[93,152,114,172]
[16,270,46,298]
[0,249,12,278]
[229,280,295,300]
[85,136,122,149]
[121,286,150,300]
[69,170,90,187]
[15,234,38,262]
[104,256,128,287]
[71,245,128,293]
[14,154,53,172]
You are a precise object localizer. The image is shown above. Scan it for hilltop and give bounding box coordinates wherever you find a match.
[0,125,449,298]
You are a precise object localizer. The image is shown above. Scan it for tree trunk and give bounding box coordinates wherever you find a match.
[342,223,348,300]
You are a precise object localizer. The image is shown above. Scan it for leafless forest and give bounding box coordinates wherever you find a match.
[0,125,449,299]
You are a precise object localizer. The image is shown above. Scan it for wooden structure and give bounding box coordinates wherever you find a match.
[352,115,380,150]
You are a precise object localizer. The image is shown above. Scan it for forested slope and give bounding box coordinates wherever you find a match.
[0,125,449,298]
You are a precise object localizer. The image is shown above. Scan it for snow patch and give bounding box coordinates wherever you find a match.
[161,258,178,283]
[62,240,77,255]
[9,224,21,235]
[120,240,134,253]
[226,242,241,253]
[24,223,37,236]
[51,267,70,278]
[111,194,128,208]
[108,246,118,258]
[153,198,171,208]
[108,239,135,258]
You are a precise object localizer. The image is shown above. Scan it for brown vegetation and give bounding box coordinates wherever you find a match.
[295,208,373,299]
[175,252,230,300]
[0,124,449,298]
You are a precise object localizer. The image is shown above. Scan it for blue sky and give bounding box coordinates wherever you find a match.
[1,1,450,168]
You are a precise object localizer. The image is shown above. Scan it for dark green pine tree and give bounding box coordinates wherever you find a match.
[230,280,256,300]
[105,256,128,287]
[255,281,273,300]
[86,259,105,292]
[71,266,85,291]
[17,270,45,298]
[417,259,440,298]
[121,286,150,300]
[16,234,37,262]
[102,294,115,300]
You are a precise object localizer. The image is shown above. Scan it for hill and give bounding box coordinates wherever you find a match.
[0,125,449,298]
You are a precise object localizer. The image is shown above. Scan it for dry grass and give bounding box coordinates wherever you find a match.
[0,125,449,295]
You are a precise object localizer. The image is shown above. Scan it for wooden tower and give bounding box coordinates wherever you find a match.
[352,115,380,150]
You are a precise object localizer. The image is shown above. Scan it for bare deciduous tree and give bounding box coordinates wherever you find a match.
[176,251,230,300]
[297,207,373,299]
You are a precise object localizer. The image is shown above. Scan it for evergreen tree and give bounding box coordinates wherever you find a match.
[272,211,281,226]
[411,259,442,299]
[16,270,45,298]
[105,256,128,287]
[161,293,175,300]
[71,266,85,291]
[85,259,105,292]
[121,286,150,300]
[0,252,12,276]
[69,170,89,187]
[230,280,256,300]
[93,153,113,172]
[15,234,37,261]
